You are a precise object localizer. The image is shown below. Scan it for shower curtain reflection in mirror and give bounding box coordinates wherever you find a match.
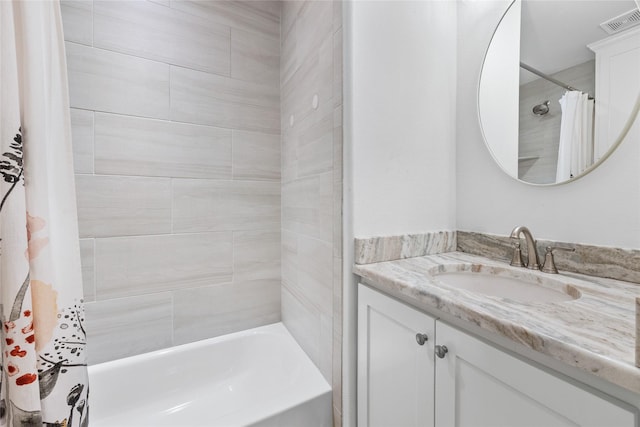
[556,91,596,182]
[517,60,597,184]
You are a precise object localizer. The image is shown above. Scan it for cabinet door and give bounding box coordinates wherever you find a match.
[435,321,636,427]
[358,284,435,427]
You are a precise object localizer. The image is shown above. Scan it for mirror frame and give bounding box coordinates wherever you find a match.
[477,0,640,186]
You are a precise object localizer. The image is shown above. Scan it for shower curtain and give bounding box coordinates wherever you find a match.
[0,1,89,426]
[556,91,595,182]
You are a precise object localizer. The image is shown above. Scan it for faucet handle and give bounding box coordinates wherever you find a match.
[510,241,525,268]
[541,246,575,274]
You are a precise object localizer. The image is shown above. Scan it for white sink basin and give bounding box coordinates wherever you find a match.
[433,268,580,303]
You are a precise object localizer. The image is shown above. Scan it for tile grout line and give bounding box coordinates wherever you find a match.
[73,106,280,136]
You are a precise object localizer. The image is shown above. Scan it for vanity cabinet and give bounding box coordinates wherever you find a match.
[435,320,634,427]
[357,284,436,427]
[357,284,636,427]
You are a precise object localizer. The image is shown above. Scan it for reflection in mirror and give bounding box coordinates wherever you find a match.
[479,0,640,185]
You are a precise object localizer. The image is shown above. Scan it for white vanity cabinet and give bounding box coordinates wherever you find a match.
[357,284,637,427]
[357,284,436,427]
[435,321,635,427]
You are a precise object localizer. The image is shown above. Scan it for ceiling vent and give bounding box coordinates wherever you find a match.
[600,8,640,35]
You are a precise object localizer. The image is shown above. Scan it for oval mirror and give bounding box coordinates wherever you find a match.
[479,0,640,185]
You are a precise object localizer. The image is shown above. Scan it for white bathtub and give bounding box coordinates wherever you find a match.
[88,323,332,426]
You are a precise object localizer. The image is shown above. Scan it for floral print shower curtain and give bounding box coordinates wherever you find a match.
[0,1,89,426]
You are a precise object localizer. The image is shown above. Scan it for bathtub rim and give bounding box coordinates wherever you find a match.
[87,321,332,426]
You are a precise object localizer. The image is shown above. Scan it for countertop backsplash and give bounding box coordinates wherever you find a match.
[354,231,456,265]
[457,231,640,285]
[355,230,640,285]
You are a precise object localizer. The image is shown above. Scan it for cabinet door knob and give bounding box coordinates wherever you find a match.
[415,333,429,345]
[435,345,448,358]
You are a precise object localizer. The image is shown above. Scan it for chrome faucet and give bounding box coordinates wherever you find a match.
[509,226,540,270]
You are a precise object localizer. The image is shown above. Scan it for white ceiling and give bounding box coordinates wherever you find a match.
[519,0,638,84]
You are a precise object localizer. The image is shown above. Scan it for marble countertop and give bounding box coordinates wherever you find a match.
[353,252,640,394]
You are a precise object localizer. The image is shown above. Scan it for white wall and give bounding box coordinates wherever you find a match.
[350,0,457,238]
[457,0,640,249]
[344,2,457,426]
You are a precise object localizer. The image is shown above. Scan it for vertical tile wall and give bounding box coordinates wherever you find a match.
[61,0,282,364]
[280,1,343,424]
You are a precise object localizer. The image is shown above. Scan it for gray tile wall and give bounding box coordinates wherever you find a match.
[280,1,343,424]
[62,0,282,365]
